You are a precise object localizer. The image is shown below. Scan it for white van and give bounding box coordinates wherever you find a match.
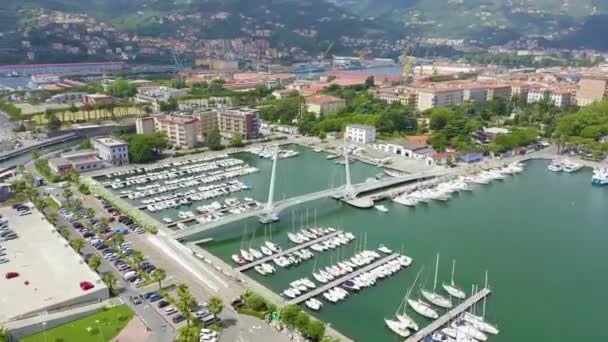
[123,271,138,280]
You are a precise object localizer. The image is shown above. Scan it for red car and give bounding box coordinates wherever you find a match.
[79,281,95,291]
[5,272,19,279]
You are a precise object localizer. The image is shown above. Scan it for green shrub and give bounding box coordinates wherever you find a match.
[238,307,266,320]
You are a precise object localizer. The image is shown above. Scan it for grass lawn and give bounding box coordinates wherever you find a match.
[20,305,134,342]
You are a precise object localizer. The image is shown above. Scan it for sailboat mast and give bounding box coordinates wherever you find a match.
[483,270,488,318]
[451,259,456,286]
[433,253,440,291]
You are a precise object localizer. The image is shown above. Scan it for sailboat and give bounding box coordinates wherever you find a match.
[421,253,453,308]
[395,270,421,331]
[442,259,466,299]
[384,318,411,337]
[407,267,439,319]
[463,271,500,335]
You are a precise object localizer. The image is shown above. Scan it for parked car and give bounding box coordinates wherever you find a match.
[79,281,95,291]
[148,294,163,302]
[130,295,142,305]
[157,300,170,308]
[164,307,177,315]
[172,314,186,324]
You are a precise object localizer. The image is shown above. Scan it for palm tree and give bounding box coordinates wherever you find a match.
[86,207,95,218]
[63,188,73,205]
[100,217,109,230]
[103,272,118,294]
[71,238,85,254]
[176,287,195,327]
[132,250,144,269]
[58,227,71,239]
[88,255,101,273]
[113,232,124,246]
[73,198,82,209]
[208,296,224,316]
[152,268,167,289]
[47,212,58,225]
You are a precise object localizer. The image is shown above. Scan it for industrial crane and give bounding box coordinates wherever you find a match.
[401,48,416,83]
[319,42,334,62]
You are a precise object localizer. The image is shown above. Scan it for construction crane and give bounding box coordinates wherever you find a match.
[401,48,416,83]
[319,42,334,62]
[171,48,185,74]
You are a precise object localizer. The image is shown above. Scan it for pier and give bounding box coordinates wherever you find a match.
[286,253,401,305]
[404,288,492,342]
[235,231,342,272]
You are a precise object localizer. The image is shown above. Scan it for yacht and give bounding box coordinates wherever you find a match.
[407,299,439,319]
[249,248,263,259]
[254,265,268,275]
[547,160,563,172]
[377,244,393,254]
[451,320,488,341]
[305,298,323,311]
[422,253,453,308]
[384,319,411,337]
[231,254,247,265]
[240,249,254,262]
[442,260,466,299]
[260,246,274,256]
[393,195,419,207]
[374,205,389,213]
[265,241,282,253]
[396,313,419,331]
[462,312,500,335]
[563,160,583,173]
[592,168,608,185]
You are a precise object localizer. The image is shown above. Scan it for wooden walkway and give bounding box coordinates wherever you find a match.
[286,253,401,305]
[235,231,343,272]
[404,288,492,342]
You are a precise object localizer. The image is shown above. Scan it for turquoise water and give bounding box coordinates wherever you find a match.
[193,157,608,342]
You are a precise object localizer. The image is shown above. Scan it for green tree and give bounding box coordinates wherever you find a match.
[176,285,196,327]
[113,232,124,246]
[318,131,327,140]
[71,238,85,254]
[280,304,301,328]
[295,311,310,333]
[243,293,267,312]
[205,129,222,150]
[62,188,73,205]
[100,217,109,230]
[86,207,95,218]
[152,268,167,289]
[0,325,9,342]
[47,212,58,225]
[58,227,71,239]
[88,255,101,273]
[107,79,136,98]
[208,296,224,316]
[73,198,82,209]
[103,272,118,294]
[229,134,244,147]
[306,320,327,341]
[132,250,144,269]
[128,132,168,163]
[65,169,81,184]
[46,113,62,131]
[177,325,200,342]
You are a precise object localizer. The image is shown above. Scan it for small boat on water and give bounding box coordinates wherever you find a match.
[377,244,393,254]
[421,254,453,309]
[385,319,411,337]
[162,217,173,223]
[240,249,254,262]
[592,167,608,185]
[265,241,282,253]
[442,260,466,299]
[563,160,583,173]
[374,205,389,213]
[231,254,247,265]
[326,154,339,160]
[547,160,563,172]
[305,298,323,311]
[407,298,439,319]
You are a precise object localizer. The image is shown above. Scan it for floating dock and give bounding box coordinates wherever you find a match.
[286,253,401,305]
[235,231,342,272]
[404,287,492,342]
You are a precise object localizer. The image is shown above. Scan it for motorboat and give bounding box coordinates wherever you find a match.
[249,248,263,259]
[592,168,608,185]
[451,320,488,341]
[377,244,393,254]
[421,289,453,308]
[265,241,282,253]
[563,160,583,173]
[407,299,438,319]
[374,205,389,213]
[393,195,419,207]
[240,249,254,262]
[260,246,274,256]
[305,298,323,311]
[385,319,411,337]
[547,160,563,172]
[254,265,268,275]
[231,254,247,265]
[162,217,173,223]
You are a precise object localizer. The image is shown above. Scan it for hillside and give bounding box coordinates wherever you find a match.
[330,0,608,47]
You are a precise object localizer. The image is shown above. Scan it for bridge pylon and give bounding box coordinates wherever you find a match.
[259,146,279,224]
[342,148,356,200]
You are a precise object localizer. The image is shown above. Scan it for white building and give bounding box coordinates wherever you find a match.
[527,87,573,107]
[135,116,155,135]
[91,136,129,166]
[344,124,376,144]
[371,140,434,159]
[135,86,187,111]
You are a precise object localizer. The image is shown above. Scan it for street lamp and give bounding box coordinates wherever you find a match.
[41,321,47,342]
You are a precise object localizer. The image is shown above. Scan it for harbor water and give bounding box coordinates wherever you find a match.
[190,152,608,341]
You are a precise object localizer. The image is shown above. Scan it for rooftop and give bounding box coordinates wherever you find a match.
[347,124,375,130]
[0,206,107,323]
[305,94,345,105]
[92,136,127,147]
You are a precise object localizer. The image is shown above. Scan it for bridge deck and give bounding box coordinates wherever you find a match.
[234,231,342,272]
[404,288,492,342]
[286,253,401,305]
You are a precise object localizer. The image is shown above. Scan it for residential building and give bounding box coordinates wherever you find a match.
[49,92,87,104]
[135,86,187,111]
[417,88,464,111]
[198,109,219,136]
[91,136,129,166]
[83,94,114,106]
[48,157,74,174]
[217,108,261,139]
[154,115,199,149]
[576,75,608,106]
[61,151,105,172]
[305,95,346,117]
[486,84,512,100]
[344,124,376,144]
[527,87,574,107]
[135,116,155,135]
[463,86,488,103]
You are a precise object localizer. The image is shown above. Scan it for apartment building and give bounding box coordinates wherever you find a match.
[154,115,199,149]
[305,94,346,117]
[576,76,608,106]
[135,116,155,135]
[198,109,219,136]
[91,136,129,166]
[417,88,464,111]
[217,108,261,139]
[135,86,187,111]
[527,87,574,107]
[344,124,376,144]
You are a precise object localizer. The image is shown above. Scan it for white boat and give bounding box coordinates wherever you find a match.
[374,205,389,213]
[393,195,419,207]
[463,312,500,335]
[240,249,254,262]
[563,160,583,173]
[254,265,268,275]
[407,299,438,319]
[249,248,263,259]
[385,319,411,337]
[265,241,282,253]
[162,217,173,223]
[451,321,488,341]
[231,254,246,265]
[442,259,466,299]
[421,253,453,308]
[547,160,563,172]
[592,167,608,185]
[305,298,323,311]
[260,246,273,256]
[377,244,393,254]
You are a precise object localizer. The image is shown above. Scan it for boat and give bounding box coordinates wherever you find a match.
[407,299,439,319]
[254,265,268,275]
[326,154,339,160]
[393,195,419,207]
[592,167,608,185]
[377,244,393,254]
[442,259,466,299]
[421,253,453,308]
[265,241,282,253]
[462,270,499,335]
[249,248,263,259]
[547,160,563,172]
[313,148,323,153]
[374,205,389,213]
[260,246,274,256]
[305,298,323,311]
[384,319,411,337]
[231,254,247,265]
[451,320,488,341]
[162,217,173,223]
[563,160,583,173]
[240,249,254,262]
